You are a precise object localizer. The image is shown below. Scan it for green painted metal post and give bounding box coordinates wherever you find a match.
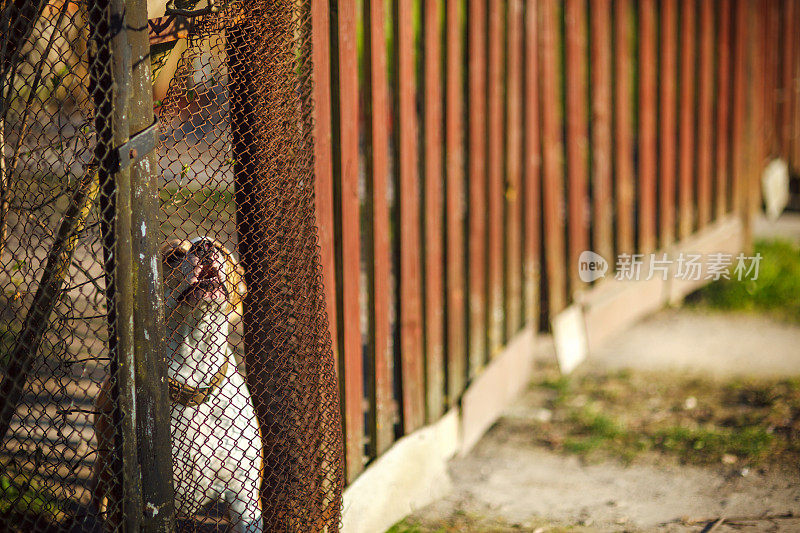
[125,0,176,529]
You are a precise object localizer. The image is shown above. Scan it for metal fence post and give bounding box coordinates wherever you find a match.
[88,0,142,526]
[125,0,176,529]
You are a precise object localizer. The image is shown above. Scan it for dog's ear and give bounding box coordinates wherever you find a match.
[161,239,189,266]
[220,247,247,320]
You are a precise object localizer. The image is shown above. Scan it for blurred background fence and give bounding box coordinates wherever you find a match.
[314,0,800,484]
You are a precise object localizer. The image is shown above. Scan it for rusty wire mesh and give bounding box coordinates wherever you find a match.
[156,0,344,530]
[0,0,124,531]
[0,0,344,530]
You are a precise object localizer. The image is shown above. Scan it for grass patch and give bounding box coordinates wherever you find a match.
[386,520,446,533]
[0,469,65,525]
[689,239,800,323]
[527,367,800,468]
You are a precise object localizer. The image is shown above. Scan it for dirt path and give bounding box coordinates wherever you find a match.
[398,310,800,532]
[588,308,800,379]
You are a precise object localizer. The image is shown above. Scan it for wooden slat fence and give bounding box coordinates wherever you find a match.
[311,0,800,483]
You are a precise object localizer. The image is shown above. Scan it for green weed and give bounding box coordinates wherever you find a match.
[689,239,800,322]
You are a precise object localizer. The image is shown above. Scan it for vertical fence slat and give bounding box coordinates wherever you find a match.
[792,1,800,168]
[614,0,635,254]
[487,0,504,353]
[731,0,748,215]
[590,0,612,262]
[781,0,797,162]
[540,0,566,315]
[750,0,766,221]
[715,0,733,219]
[763,0,780,158]
[523,0,541,328]
[311,0,338,368]
[422,0,445,422]
[394,0,425,433]
[659,0,677,247]
[467,0,487,376]
[696,0,714,228]
[639,0,657,253]
[565,0,588,293]
[363,0,394,458]
[505,0,524,338]
[331,0,364,481]
[445,0,467,400]
[677,0,696,239]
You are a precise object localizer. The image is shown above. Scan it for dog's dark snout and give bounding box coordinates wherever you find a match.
[192,239,216,262]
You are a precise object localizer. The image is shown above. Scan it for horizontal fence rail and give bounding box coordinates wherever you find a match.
[312,0,800,483]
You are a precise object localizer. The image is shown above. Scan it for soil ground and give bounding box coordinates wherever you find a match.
[393,309,800,532]
[394,216,800,533]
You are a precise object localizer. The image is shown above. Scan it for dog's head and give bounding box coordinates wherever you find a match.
[161,237,246,318]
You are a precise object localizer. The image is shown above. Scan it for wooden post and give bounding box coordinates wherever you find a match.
[393,0,425,434]
[639,0,657,254]
[590,0,613,263]
[539,0,566,315]
[467,0,487,377]
[330,0,365,482]
[422,0,445,422]
[90,0,142,526]
[445,0,467,402]
[486,0,504,353]
[659,0,678,247]
[505,0,524,338]
[564,0,588,294]
[126,0,176,527]
[523,0,541,330]
[715,0,733,219]
[363,0,394,458]
[780,0,797,161]
[677,0,696,239]
[614,0,635,254]
[311,0,339,370]
[696,0,715,228]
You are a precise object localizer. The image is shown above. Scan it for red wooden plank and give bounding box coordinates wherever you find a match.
[505,0,524,338]
[696,0,714,228]
[731,0,748,214]
[590,0,612,263]
[487,0,504,354]
[394,0,425,433]
[639,0,657,253]
[764,0,780,158]
[751,1,767,218]
[781,0,798,162]
[564,0,588,293]
[467,0,487,377]
[614,0,635,254]
[332,0,364,481]
[539,0,566,315]
[311,0,337,367]
[659,0,677,246]
[792,2,800,168]
[523,0,541,328]
[363,0,394,458]
[445,0,467,401]
[715,0,733,219]
[422,0,445,422]
[677,0,696,239]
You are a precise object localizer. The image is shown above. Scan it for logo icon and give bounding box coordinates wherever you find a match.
[578,250,608,283]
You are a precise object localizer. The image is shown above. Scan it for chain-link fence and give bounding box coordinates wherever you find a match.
[0,0,344,530]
